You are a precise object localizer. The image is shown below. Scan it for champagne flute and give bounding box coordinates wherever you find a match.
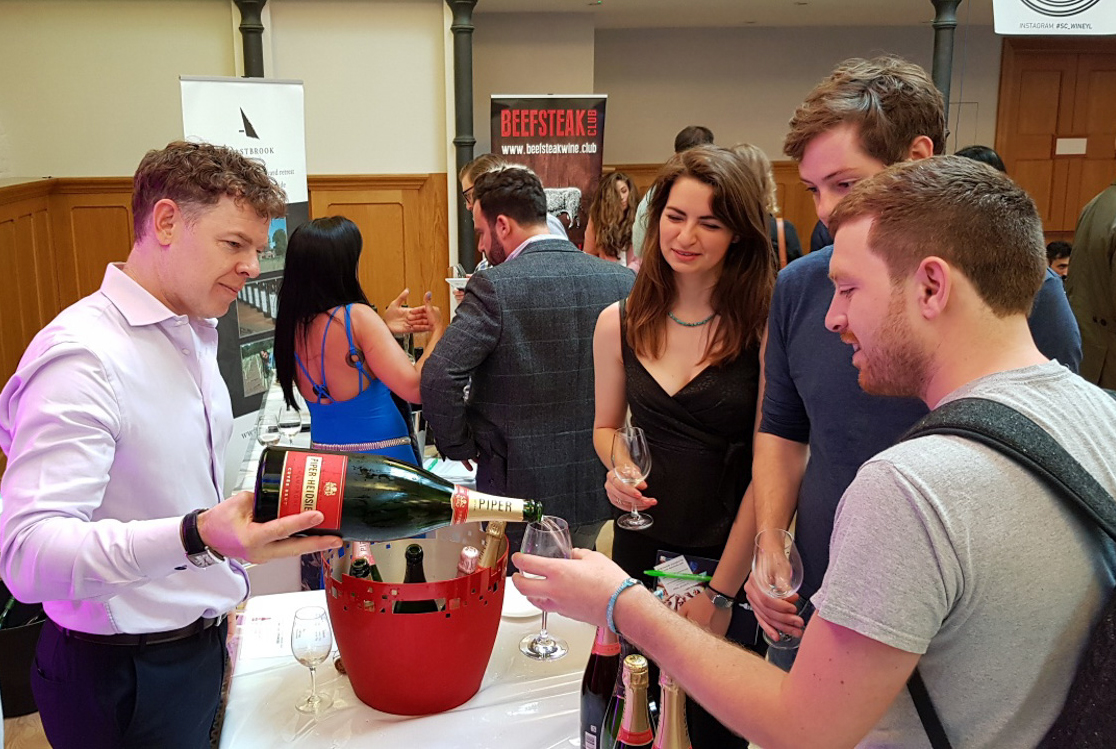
[751,528,805,650]
[612,426,654,531]
[257,413,281,448]
[519,516,573,661]
[291,606,334,713]
[277,405,302,445]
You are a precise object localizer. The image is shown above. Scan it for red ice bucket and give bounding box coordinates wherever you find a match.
[324,527,507,715]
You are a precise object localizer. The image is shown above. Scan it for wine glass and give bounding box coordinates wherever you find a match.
[291,606,334,713]
[277,405,302,445]
[519,516,573,661]
[611,426,654,531]
[751,528,805,650]
[257,413,281,448]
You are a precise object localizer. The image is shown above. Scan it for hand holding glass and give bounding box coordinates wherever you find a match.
[291,606,334,713]
[751,528,805,650]
[519,516,573,661]
[277,405,302,445]
[612,426,653,531]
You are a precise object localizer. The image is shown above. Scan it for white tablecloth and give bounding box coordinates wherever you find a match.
[219,589,593,748]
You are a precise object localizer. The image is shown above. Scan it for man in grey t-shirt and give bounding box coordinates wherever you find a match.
[509,156,1116,748]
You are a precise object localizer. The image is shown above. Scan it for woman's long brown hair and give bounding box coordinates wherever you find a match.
[627,145,775,366]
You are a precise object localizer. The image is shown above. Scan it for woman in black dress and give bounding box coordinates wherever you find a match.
[591,145,775,747]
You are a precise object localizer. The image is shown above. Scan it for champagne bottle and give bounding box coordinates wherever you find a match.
[456,545,480,577]
[477,520,508,570]
[254,447,543,541]
[616,654,654,748]
[651,672,691,749]
[393,544,440,614]
[348,541,384,582]
[601,637,637,748]
[580,626,622,749]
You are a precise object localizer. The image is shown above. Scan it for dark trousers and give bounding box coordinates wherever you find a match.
[32,618,228,749]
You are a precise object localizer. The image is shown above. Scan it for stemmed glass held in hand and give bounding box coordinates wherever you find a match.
[257,413,281,448]
[291,606,334,713]
[519,516,573,661]
[612,426,654,531]
[751,528,805,650]
[277,405,302,445]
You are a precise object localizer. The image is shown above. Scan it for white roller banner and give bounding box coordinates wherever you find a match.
[180,76,308,493]
[993,0,1116,35]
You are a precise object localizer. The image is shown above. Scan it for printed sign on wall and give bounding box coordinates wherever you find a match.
[490,95,607,248]
[993,0,1115,35]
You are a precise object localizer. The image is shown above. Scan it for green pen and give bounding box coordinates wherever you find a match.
[643,570,712,582]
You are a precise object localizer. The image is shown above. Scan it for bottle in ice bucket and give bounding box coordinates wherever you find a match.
[616,654,654,748]
[348,541,384,582]
[581,625,622,749]
[393,544,440,614]
[651,671,691,749]
[253,447,543,540]
[477,520,508,570]
[456,545,480,577]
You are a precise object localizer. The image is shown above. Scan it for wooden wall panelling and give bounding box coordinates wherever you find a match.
[308,174,450,321]
[49,178,134,309]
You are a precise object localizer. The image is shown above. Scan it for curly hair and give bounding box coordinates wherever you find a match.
[628,146,774,365]
[588,172,639,261]
[132,140,286,239]
[783,56,946,165]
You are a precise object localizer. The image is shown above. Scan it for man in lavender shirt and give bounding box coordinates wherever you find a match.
[0,142,339,749]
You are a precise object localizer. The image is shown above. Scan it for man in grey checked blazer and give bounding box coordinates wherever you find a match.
[421,167,635,552]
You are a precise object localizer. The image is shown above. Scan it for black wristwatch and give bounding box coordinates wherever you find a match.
[704,584,735,610]
[181,508,225,568]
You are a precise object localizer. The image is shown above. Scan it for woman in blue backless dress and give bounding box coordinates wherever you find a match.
[274,216,444,464]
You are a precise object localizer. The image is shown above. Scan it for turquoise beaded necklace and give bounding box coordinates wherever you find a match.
[667,310,715,327]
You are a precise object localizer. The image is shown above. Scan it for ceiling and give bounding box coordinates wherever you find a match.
[474,0,996,29]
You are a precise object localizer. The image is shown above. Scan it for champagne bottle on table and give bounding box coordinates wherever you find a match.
[477,520,508,570]
[651,672,691,749]
[616,654,654,748]
[254,447,543,541]
[393,544,440,614]
[601,637,638,748]
[580,625,622,749]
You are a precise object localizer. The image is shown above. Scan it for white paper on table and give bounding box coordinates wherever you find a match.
[238,611,290,660]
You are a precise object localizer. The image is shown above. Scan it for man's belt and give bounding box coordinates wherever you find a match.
[59,615,225,646]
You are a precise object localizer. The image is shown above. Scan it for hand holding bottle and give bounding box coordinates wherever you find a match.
[197,490,342,563]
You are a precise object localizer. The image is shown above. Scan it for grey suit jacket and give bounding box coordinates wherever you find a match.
[421,237,635,525]
[1068,181,1116,388]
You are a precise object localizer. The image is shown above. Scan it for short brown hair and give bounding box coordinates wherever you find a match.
[629,145,774,364]
[132,141,286,239]
[471,167,548,228]
[783,56,946,165]
[459,153,509,184]
[829,155,1045,316]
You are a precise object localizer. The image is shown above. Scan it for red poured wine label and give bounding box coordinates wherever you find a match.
[451,486,470,524]
[278,451,348,530]
[617,727,653,745]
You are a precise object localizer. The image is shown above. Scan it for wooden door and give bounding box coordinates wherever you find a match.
[996,39,1116,241]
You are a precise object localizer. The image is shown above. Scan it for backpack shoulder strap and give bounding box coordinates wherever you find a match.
[901,395,1116,542]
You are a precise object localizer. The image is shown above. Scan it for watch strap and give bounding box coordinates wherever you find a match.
[181,508,224,561]
[706,583,736,602]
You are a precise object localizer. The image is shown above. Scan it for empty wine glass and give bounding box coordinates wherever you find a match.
[277,405,302,445]
[291,606,334,713]
[751,528,805,650]
[257,413,281,448]
[519,516,573,661]
[612,426,654,531]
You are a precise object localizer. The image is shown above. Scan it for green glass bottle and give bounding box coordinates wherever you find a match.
[393,544,440,614]
[254,447,543,541]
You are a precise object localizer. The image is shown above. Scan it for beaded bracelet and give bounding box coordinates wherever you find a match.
[606,577,642,635]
